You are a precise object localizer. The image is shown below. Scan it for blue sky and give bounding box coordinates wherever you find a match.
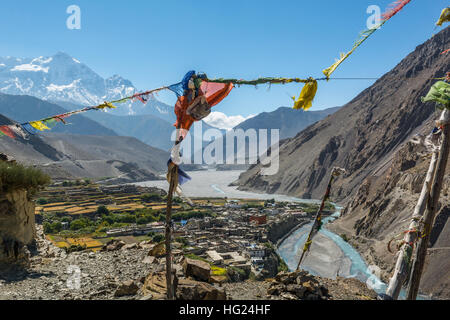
[0,0,447,117]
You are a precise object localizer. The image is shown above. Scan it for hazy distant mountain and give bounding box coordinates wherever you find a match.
[0,52,176,121]
[235,106,340,140]
[197,106,340,166]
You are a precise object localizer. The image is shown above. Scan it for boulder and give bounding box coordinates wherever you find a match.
[102,239,125,252]
[148,243,166,258]
[268,271,327,300]
[141,272,168,300]
[122,243,140,250]
[142,256,156,264]
[177,278,226,300]
[183,258,211,282]
[114,280,139,297]
[210,275,228,284]
[141,272,226,300]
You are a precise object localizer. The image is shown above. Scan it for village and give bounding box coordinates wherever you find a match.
[34,181,336,280]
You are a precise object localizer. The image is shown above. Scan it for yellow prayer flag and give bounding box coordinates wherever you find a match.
[292,79,318,111]
[29,121,50,131]
[97,102,117,110]
[436,7,450,26]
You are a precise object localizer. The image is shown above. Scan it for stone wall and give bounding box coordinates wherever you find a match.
[0,189,36,265]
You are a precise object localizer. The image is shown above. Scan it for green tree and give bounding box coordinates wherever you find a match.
[51,221,63,233]
[43,222,53,234]
[97,205,109,215]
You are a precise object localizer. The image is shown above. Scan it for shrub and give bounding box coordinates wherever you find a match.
[0,161,50,196]
[96,205,109,215]
[152,234,165,243]
[141,193,163,202]
[70,218,91,231]
[36,198,49,205]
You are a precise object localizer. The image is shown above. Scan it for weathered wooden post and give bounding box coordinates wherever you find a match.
[165,163,178,300]
[406,108,449,300]
[296,167,345,270]
[385,143,439,299]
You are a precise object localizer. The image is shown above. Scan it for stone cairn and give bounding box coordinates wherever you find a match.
[267,271,330,300]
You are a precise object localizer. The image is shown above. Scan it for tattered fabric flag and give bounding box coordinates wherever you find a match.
[43,118,58,129]
[29,121,51,131]
[382,0,412,20]
[292,78,318,111]
[0,125,17,138]
[54,115,68,124]
[9,124,28,139]
[132,92,149,105]
[421,81,450,108]
[174,71,233,132]
[436,7,450,26]
[323,0,411,80]
[113,97,131,104]
[167,159,192,186]
[21,123,38,135]
[96,102,117,110]
[323,27,378,80]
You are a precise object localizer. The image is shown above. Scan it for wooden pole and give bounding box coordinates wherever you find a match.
[385,148,439,299]
[296,168,339,271]
[406,109,449,300]
[165,164,178,300]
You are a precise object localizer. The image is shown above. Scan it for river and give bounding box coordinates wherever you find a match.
[135,170,424,299]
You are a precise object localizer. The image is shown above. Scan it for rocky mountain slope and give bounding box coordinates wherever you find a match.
[0,114,168,182]
[235,27,449,201]
[327,118,450,299]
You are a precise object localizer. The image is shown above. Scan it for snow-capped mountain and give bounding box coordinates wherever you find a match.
[0,52,174,120]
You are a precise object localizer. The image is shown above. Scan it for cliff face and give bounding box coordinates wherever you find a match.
[235,27,449,202]
[0,189,36,265]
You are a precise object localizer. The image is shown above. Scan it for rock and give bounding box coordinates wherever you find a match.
[172,264,184,278]
[114,280,139,297]
[142,256,155,264]
[286,284,307,298]
[183,258,211,282]
[122,243,141,250]
[102,239,125,252]
[172,249,183,256]
[210,275,228,284]
[141,272,226,300]
[267,284,285,296]
[148,243,165,258]
[280,292,298,300]
[268,271,326,300]
[177,278,226,300]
